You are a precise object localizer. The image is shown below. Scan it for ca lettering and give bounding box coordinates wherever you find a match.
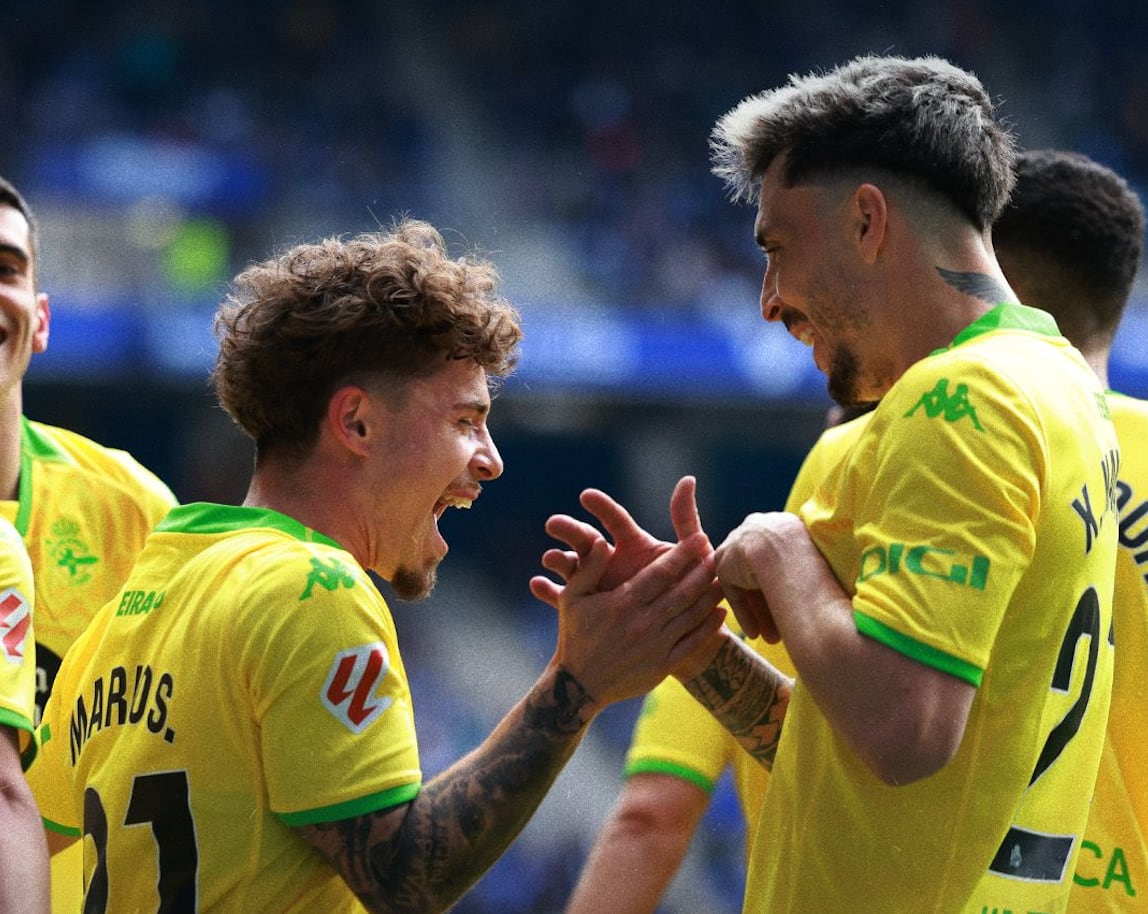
[1074,839,1137,897]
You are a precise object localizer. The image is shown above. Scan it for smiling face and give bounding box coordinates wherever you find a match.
[753,158,890,406]
[369,357,504,600]
[0,206,49,400]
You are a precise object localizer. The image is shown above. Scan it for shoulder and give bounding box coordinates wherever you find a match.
[25,420,177,513]
[1107,390,1148,425]
[890,329,1106,444]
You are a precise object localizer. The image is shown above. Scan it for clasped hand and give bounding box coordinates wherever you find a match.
[714,510,810,644]
[529,477,726,705]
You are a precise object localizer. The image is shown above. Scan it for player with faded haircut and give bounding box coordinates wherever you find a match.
[537,55,1121,914]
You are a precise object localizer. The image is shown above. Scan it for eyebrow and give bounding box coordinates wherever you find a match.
[0,242,30,264]
[456,399,490,415]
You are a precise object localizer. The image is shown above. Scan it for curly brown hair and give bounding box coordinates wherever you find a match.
[212,218,522,457]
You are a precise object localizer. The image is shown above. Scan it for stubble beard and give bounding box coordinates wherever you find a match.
[827,345,863,406]
[391,563,439,601]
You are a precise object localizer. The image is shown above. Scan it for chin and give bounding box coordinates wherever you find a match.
[391,564,438,602]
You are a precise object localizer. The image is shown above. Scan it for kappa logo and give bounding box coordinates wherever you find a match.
[904,378,984,431]
[0,587,30,665]
[321,643,393,733]
[300,556,357,601]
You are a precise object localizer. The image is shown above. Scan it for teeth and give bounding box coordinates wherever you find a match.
[797,329,813,347]
[442,497,473,510]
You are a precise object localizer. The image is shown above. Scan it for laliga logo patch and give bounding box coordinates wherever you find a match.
[321,642,393,733]
[0,588,30,665]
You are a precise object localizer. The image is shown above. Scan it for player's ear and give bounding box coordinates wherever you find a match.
[852,183,888,265]
[32,293,49,354]
[326,385,373,457]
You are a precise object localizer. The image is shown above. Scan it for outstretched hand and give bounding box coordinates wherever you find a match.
[530,476,707,608]
[529,476,725,705]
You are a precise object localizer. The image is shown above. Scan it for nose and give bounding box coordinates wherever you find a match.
[760,266,783,323]
[471,428,504,481]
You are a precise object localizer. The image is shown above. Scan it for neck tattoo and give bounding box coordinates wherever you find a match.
[936,267,1015,306]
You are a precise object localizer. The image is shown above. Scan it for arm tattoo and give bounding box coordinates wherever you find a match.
[682,637,792,769]
[936,267,1016,306]
[299,667,596,913]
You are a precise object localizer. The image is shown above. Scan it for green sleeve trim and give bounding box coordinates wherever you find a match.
[277,781,421,827]
[42,817,82,838]
[0,706,33,733]
[623,759,716,794]
[0,708,36,769]
[854,610,983,687]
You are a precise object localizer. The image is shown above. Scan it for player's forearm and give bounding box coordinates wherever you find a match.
[0,764,50,913]
[679,631,792,768]
[566,777,705,914]
[763,562,972,785]
[311,663,596,914]
[565,833,686,914]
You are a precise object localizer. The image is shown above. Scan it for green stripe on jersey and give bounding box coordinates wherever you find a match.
[854,610,983,686]
[156,503,345,551]
[277,782,421,827]
[624,759,717,794]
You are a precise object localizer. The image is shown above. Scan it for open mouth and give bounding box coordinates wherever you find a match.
[434,491,477,520]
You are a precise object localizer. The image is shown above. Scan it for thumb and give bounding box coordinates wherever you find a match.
[670,476,706,544]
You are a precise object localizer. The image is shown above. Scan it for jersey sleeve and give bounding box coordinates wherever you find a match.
[626,675,734,793]
[624,615,783,792]
[784,414,872,514]
[846,357,1046,683]
[238,546,422,826]
[27,689,79,835]
[0,518,37,761]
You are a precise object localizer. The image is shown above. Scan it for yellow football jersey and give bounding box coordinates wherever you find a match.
[0,418,176,720]
[784,409,874,516]
[1069,391,1148,911]
[744,304,1119,914]
[0,515,36,761]
[31,503,422,913]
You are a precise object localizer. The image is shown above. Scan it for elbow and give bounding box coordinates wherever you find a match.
[859,717,964,787]
[866,744,956,787]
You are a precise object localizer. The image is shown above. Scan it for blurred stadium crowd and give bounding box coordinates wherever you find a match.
[4,0,1148,320]
[5,2,1148,911]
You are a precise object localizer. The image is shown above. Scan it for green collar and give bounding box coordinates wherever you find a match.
[12,417,69,537]
[932,303,1061,356]
[156,502,345,551]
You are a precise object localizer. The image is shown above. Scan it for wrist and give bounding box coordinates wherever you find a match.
[671,626,730,683]
[533,663,599,734]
